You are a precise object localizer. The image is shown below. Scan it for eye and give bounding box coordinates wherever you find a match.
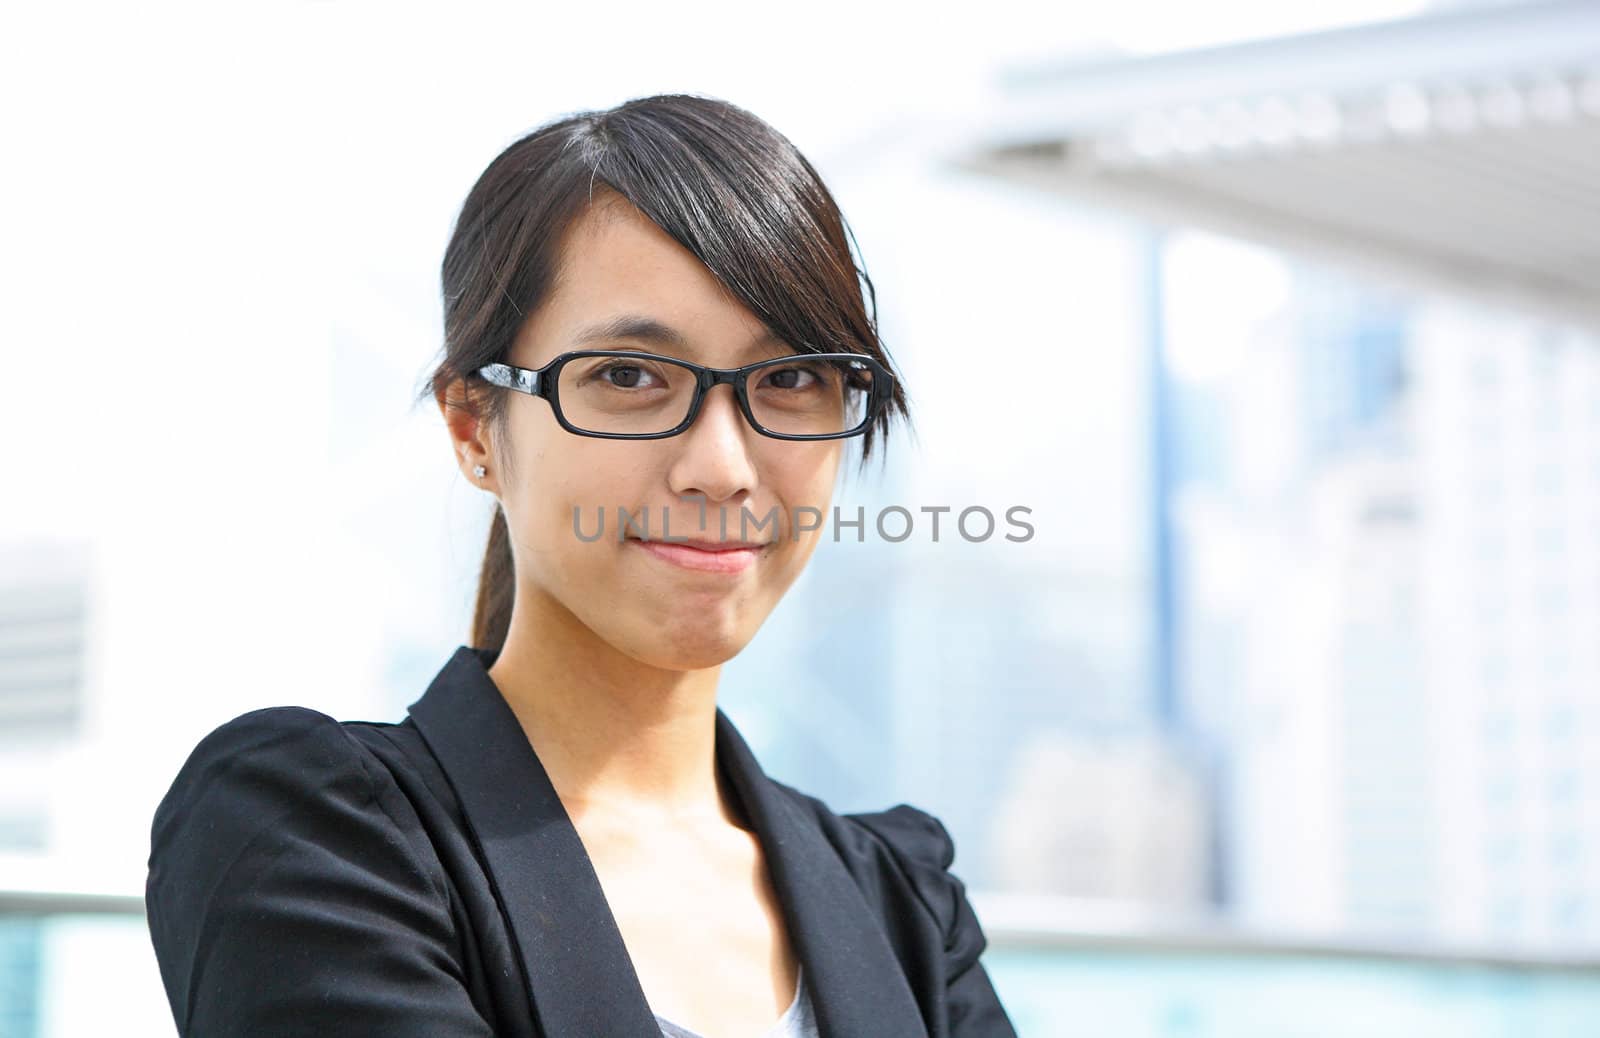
[589,361,662,390]
[761,364,822,390]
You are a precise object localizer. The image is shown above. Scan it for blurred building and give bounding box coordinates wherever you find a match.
[957,0,1600,950]
[1153,240,1600,950]
[0,541,92,849]
[1412,302,1600,949]
[989,727,1212,906]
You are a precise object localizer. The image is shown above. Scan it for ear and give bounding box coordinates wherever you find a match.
[438,377,498,494]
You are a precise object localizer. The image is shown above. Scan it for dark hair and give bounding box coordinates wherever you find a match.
[414,93,912,653]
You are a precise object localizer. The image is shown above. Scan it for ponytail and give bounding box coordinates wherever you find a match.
[471,504,515,653]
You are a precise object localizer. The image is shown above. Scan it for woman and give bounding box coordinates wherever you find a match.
[145,93,1018,1037]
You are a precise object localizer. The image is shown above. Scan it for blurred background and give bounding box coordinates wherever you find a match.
[3,0,1599,1033]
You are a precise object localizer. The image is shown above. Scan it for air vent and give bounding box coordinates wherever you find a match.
[0,542,89,742]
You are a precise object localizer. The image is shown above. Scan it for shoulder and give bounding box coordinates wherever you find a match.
[146,706,405,916]
[145,703,462,937]
[149,706,381,854]
[774,785,1019,1034]
[144,707,483,1034]
[173,702,369,763]
[770,782,986,968]
[772,781,958,886]
[158,703,364,782]
[841,800,959,872]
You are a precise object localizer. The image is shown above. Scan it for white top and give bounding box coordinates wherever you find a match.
[654,964,819,1038]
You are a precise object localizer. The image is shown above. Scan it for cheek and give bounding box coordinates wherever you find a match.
[541,451,638,544]
[503,437,647,584]
[773,445,843,524]
[762,448,842,577]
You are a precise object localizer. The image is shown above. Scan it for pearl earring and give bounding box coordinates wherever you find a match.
[473,464,487,479]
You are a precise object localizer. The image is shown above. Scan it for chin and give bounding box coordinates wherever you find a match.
[628,618,756,672]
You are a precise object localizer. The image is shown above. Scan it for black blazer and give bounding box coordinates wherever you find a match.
[145,644,1019,1037]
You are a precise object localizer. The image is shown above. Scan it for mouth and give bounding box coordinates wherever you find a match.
[625,536,772,574]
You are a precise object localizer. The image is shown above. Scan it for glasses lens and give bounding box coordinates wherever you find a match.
[557,353,698,435]
[746,355,874,437]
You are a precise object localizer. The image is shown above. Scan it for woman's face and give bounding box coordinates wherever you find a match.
[458,193,845,671]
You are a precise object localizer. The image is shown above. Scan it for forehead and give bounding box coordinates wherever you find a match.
[514,193,773,366]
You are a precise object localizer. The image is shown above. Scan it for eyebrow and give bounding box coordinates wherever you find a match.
[568,314,788,359]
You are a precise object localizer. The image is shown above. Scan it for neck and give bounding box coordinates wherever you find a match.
[486,585,738,832]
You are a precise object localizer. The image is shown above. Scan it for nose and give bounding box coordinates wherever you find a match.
[666,382,758,505]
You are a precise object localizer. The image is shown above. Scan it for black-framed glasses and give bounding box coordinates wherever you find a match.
[474,350,892,440]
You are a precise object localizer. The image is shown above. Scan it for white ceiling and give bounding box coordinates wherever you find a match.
[948,0,1600,328]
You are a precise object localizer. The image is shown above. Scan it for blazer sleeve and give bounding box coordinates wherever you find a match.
[144,706,496,1037]
[855,803,1020,1037]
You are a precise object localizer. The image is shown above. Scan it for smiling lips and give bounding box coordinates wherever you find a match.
[627,537,769,574]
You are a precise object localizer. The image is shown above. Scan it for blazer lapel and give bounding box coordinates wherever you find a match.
[407,645,928,1038]
[408,645,660,1036]
[712,699,931,1038]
